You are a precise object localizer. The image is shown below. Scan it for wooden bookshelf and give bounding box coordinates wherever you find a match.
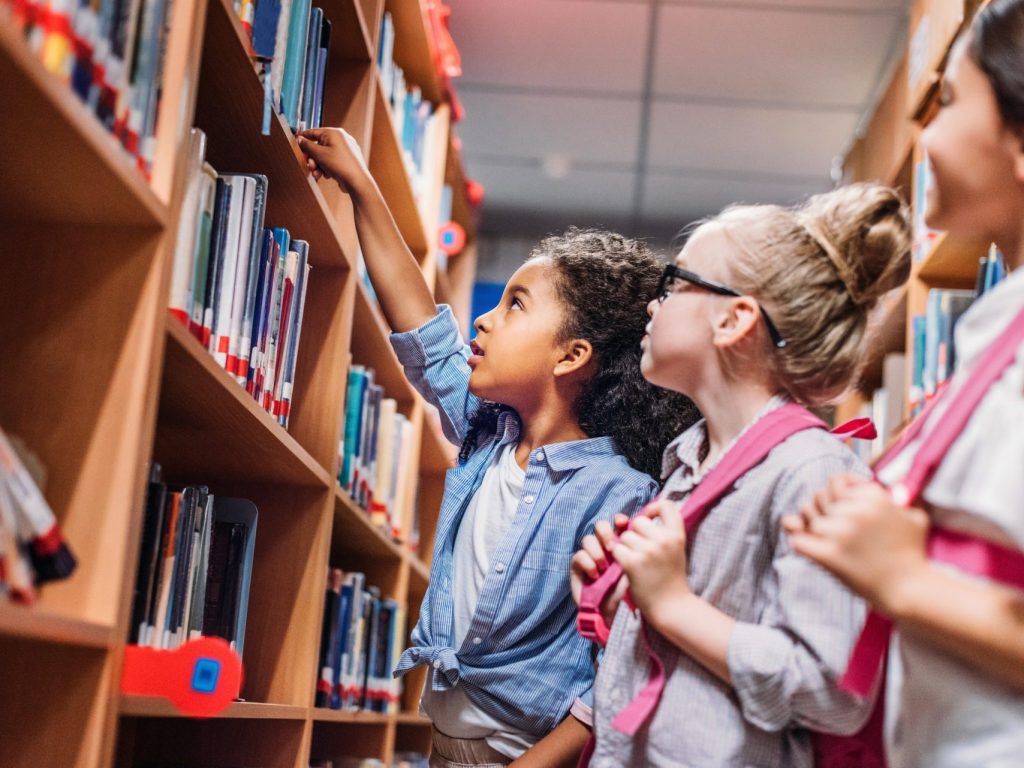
[0,0,470,763]
[836,0,992,445]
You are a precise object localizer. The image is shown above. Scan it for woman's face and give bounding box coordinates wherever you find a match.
[921,36,1024,239]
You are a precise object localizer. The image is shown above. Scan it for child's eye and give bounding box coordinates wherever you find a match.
[509,296,523,311]
[938,85,953,108]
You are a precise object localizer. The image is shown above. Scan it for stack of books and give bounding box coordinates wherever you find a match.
[4,0,175,175]
[338,365,415,539]
[169,128,312,429]
[129,464,258,658]
[241,0,333,132]
[314,568,406,713]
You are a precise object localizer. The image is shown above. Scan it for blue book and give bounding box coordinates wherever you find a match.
[300,7,323,130]
[330,581,354,709]
[312,19,332,128]
[252,0,283,59]
[247,230,276,394]
[280,0,312,127]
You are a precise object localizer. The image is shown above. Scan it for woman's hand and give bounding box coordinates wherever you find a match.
[782,473,930,614]
[296,127,373,195]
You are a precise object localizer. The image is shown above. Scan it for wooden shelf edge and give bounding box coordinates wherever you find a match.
[0,603,114,649]
[916,231,991,287]
[119,695,308,719]
[387,0,444,105]
[334,485,406,562]
[0,18,168,227]
[395,712,431,727]
[312,708,392,724]
[164,316,335,489]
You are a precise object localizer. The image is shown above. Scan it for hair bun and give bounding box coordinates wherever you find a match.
[798,183,912,310]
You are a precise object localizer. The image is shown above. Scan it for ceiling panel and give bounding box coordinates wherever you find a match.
[653,4,897,107]
[456,90,641,165]
[639,171,830,225]
[466,160,637,219]
[447,0,650,93]
[646,99,858,178]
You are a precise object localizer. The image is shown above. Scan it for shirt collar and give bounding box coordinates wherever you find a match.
[661,393,791,481]
[492,411,622,470]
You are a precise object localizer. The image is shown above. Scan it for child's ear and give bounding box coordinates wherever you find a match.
[712,296,760,349]
[553,339,594,378]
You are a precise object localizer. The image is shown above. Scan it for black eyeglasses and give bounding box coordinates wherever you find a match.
[656,264,786,349]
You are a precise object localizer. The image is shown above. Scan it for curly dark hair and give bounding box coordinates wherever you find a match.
[459,228,700,479]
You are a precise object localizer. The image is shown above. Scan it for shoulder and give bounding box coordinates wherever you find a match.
[762,428,869,513]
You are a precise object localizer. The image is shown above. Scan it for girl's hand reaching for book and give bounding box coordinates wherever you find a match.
[296,127,373,196]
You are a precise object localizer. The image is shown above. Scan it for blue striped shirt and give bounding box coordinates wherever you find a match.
[391,305,658,737]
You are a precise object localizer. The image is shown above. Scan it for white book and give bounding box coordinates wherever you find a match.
[224,176,256,376]
[168,129,207,322]
[212,176,250,366]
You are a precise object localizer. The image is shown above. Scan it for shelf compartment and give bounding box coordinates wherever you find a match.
[115,715,307,768]
[157,317,332,488]
[370,81,430,257]
[333,487,405,565]
[120,696,308,720]
[0,603,113,649]
[1,634,112,767]
[193,0,354,271]
[916,232,991,288]
[352,280,417,406]
[0,18,167,227]
[0,224,167,627]
[386,0,444,104]
[311,714,391,765]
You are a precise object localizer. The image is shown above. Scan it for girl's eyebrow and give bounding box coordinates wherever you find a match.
[508,284,531,298]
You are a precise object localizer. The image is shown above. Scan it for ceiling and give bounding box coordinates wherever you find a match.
[447,0,910,247]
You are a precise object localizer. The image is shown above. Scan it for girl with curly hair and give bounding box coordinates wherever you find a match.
[297,127,697,768]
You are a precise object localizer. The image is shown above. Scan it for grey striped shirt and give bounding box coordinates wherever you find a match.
[591,397,872,767]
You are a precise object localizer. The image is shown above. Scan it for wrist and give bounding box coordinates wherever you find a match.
[877,559,934,619]
[644,582,697,636]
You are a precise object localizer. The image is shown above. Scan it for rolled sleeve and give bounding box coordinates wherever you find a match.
[390,305,480,445]
[726,456,874,735]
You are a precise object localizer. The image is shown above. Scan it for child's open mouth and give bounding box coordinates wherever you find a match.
[468,340,485,368]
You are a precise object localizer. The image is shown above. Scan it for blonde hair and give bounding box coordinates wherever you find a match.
[712,182,911,405]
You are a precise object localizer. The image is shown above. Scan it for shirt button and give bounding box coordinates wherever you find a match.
[495,563,506,574]
[473,637,482,645]
[432,660,442,669]
[523,494,535,504]
[532,451,543,463]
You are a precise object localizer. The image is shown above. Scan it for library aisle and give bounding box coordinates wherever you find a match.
[0,1,1015,767]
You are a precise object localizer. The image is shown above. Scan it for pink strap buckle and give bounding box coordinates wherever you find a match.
[576,560,626,646]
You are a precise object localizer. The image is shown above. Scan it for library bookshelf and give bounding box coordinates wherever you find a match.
[0,0,474,764]
[835,0,990,448]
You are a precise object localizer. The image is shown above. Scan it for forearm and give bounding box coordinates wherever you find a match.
[888,564,1024,689]
[348,180,437,332]
[509,714,590,768]
[647,589,735,685]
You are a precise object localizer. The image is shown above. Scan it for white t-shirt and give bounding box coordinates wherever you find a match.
[420,442,537,759]
[877,264,1024,768]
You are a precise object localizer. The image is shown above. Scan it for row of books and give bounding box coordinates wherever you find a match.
[314,568,406,713]
[908,246,1007,412]
[169,128,312,429]
[6,0,172,175]
[912,155,940,263]
[378,11,447,208]
[0,426,76,604]
[240,0,333,132]
[129,464,257,657]
[339,365,416,539]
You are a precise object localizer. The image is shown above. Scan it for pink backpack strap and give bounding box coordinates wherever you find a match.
[576,403,827,739]
[841,305,1024,698]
